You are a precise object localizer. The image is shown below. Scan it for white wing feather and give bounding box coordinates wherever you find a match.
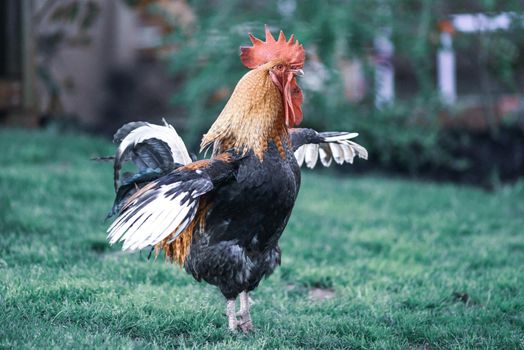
[329,143,344,164]
[319,144,332,167]
[304,144,319,169]
[323,132,359,142]
[294,132,368,169]
[294,144,306,167]
[107,182,198,252]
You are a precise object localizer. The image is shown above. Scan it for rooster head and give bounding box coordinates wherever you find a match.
[240,25,305,127]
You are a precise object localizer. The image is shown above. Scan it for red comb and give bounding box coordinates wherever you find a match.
[240,25,305,69]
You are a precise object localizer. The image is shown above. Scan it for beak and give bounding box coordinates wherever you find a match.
[292,69,304,77]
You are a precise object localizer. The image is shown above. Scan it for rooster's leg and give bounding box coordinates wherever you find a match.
[236,291,253,333]
[226,299,239,331]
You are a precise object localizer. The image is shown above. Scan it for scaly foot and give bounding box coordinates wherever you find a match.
[226,299,238,331]
[236,291,253,333]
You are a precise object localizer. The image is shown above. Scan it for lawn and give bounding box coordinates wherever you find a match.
[1,128,523,349]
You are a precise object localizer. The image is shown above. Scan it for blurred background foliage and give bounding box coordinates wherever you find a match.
[159,0,524,187]
[2,0,524,187]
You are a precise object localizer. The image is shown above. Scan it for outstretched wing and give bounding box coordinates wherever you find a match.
[107,155,236,252]
[113,119,192,191]
[290,128,368,169]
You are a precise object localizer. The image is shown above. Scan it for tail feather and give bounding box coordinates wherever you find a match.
[91,156,115,162]
[113,119,191,192]
[113,121,149,143]
[106,167,179,219]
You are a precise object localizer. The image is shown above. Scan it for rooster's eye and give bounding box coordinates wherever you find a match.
[276,64,284,71]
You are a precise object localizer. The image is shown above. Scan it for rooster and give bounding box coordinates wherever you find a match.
[105,26,367,333]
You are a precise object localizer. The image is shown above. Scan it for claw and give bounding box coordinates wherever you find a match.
[239,319,253,333]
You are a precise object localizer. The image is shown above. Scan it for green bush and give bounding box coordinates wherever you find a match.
[348,103,524,187]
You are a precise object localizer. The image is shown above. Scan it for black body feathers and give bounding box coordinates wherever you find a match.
[184,140,300,298]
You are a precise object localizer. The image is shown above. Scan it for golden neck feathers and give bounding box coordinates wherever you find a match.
[200,67,289,159]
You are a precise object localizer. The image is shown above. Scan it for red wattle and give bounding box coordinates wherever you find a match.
[285,75,303,127]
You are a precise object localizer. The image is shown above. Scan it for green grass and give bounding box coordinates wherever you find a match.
[1,128,523,349]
